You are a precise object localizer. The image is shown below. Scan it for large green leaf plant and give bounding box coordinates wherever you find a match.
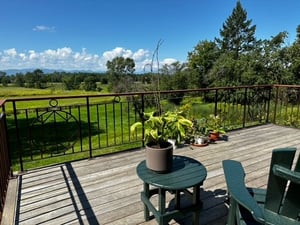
[131,110,193,148]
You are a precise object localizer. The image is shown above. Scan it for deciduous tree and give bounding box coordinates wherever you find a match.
[106,56,135,92]
[188,40,220,88]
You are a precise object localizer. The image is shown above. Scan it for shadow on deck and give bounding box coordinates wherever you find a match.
[4,124,300,225]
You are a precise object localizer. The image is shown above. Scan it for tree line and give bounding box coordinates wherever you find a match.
[1,2,300,93]
[0,69,109,91]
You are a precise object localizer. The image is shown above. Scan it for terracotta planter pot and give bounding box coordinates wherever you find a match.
[145,142,173,173]
[209,132,220,141]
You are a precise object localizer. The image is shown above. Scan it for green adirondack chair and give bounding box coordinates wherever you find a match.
[222,147,300,225]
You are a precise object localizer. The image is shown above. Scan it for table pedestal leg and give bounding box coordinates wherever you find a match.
[158,188,166,225]
[143,183,150,221]
[175,190,181,209]
[192,185,200,225]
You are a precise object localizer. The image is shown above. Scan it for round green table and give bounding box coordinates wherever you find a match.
[136,155,207,225]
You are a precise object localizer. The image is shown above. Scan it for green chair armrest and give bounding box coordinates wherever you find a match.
[264,209,300,225]
[273,164,300,184]
[223,160,265,223]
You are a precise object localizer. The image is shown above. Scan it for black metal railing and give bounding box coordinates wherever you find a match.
[3,84,300,222]
[2,84,300,223]
[2,86,274,171]
[272,85,300,127]
[3,85,300,171]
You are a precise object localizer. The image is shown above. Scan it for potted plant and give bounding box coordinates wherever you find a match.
[193,117,210,146]
[207,114,226,141]
[185,117,210,146]
[131,110,193,173]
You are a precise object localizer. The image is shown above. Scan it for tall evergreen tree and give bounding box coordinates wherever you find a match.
[216,1,256,59]
[296,25,300,44]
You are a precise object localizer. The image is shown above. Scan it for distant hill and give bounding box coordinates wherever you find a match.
[1,69,62,75]
[1,69,101,75]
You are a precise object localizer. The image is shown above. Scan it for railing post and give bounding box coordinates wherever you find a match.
[12,101,24,172]
[86,97,93,158]
[266,86,272,123]
[242,88,248,128]
[141,94,145,147]
[0,103,12,178]
[273,86,279,124]
[0,113,11,224]
[214,89,218,116]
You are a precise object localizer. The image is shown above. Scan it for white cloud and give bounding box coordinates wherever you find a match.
[19,53,26,60]
[29,50,38,60]
[4,48,17,57]
[102,47,133,61]
[33,25,56,32]
[0,47,179,72]
[162,58,178,65]
[133,49,150,61]
[56,47,72,58]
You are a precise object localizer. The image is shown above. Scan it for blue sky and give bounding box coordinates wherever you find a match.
[1,0,300,72]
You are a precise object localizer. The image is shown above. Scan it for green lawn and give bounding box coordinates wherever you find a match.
[0,83,109,98]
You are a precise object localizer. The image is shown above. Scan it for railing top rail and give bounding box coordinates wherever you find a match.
[273,84,300,88]
[0,100,6,107]
[2,85,274,103]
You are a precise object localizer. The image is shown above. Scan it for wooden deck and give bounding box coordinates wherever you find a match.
[4,124,300,225]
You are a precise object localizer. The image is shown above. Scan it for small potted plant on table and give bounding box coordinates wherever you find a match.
[131,110,193,173]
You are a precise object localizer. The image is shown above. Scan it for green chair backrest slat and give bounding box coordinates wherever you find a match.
[265,148,296,213]
[281,153,300,218]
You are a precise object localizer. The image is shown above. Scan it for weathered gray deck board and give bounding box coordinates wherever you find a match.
[6,124,300,225]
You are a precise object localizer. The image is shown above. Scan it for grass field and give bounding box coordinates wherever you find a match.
[0,84,114,112]
[0,83,109,97]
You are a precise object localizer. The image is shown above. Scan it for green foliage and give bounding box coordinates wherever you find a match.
[106,56,135,76]
[208,53,238,86]
[1,75,9,87]
[188,40,220,88]
[288,31,300,82]
[24,69,47,89]
[62,74,81,90]
[106,56,135,92]
[185,1,300,88]
[15,73,25,87]
[82,75,97,91]
[206,114,226,134]
[191,117,209,136]
[130,110,193,146]
[216,1,256,58]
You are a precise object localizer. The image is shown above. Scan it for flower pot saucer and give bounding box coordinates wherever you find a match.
[192,142,209,147]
